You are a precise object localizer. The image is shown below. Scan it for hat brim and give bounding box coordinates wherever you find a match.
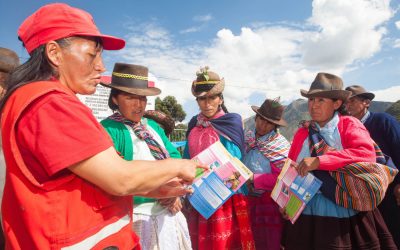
[74,32,125,50]
[251,105,287,127]
[300,89,351,101]
[100,82,161,96]
[350,92,375,101]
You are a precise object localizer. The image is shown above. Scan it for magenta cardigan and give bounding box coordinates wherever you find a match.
[289,115,376,171]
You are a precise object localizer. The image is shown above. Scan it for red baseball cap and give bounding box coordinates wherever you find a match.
[18,3,125,54]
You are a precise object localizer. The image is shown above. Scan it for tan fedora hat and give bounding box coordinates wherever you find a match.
[191,66,225,97]
[101,63,160,96]
[251,97,287,127]
[345,85,375,100]
[300,72,351,101]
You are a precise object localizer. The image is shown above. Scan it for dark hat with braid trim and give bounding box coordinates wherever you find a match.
[191,66,225,97]
[101,62,161,96]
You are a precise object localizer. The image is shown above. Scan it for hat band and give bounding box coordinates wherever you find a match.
[268,114,281,121]
[111,72,149,89]
[312,81,341,91]
[112,72,148,81]
[259,112,281,121]
[195,80,220,85]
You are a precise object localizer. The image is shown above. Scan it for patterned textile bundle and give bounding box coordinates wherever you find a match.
[309,123,398,211]
[245,130,290,169]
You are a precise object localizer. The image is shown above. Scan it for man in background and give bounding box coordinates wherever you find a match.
[345,84,400,249]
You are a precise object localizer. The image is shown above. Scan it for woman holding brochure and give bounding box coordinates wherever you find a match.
[243,97,290,250]
[183,67,255,250]
[101,63,192,249]
[281,72,397,250]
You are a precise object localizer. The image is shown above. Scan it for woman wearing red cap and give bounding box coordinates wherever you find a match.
[0,3,204,250]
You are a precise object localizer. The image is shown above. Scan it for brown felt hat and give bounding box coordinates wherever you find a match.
[101,63,161,96]
[300,72,351,101]
[345,85,375,101]
[251,97,287,127]
[0,47,19,73]
[191,66,225,97]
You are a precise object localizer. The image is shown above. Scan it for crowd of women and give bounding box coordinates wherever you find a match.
[1,3,399,250]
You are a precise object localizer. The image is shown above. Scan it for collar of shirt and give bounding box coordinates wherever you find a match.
[360,110,370,124]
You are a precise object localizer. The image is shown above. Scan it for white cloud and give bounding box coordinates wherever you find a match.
[180,14,213,34]
[193,14,213,22]
[117,0,396,121]
[395,20,400,29]
[372,85,400,102]
[394,39,400,48]
[302,0,393,69]
[180,27,201,34]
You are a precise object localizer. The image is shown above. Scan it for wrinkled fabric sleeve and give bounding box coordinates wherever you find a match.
[318,117,376,171]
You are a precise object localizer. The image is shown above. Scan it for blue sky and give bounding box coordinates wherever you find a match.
[1,0,400,120]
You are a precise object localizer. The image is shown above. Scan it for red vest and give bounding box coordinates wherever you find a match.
[1,81,139,249]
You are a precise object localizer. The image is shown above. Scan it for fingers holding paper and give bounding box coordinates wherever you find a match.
[297,157,320,177]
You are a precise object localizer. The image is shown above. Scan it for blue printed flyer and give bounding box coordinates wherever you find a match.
[188,141,252,219]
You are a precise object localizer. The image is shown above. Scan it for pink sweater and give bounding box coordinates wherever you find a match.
[253,163,281,190]
[289,115,376,171]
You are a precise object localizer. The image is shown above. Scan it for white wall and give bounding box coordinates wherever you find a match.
[78,85,155,121]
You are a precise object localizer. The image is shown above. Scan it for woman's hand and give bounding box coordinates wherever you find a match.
[163,197,183,215]
[158,197,176,208]
[279,207,290,220]
[246,174,255,193]
[173,159,209,185]
[158,197,183,214]
[146,178,193,198]
[297,157,320,177]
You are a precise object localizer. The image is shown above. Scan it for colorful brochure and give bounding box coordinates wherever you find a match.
[271,158,322,224]
[188,141,252,219]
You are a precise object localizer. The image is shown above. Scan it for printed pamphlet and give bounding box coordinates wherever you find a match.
[188,141,252,219]
[271,158,322,223]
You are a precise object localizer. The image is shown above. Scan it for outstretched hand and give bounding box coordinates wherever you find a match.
[297,157,319,177]
[176,159,209,184]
